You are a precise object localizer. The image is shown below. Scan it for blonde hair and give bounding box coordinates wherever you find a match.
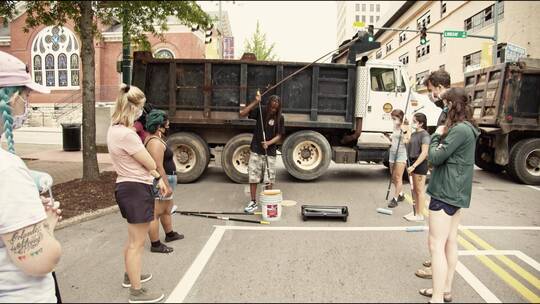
[111,84,146,127]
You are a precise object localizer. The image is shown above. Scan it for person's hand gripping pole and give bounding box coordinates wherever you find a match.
[256,89,272,189]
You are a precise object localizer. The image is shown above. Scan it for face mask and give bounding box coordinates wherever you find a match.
[412,123,418,130]
[162,127,169,136]
[392,119,400,127]
[434,98,445,109]
[11,92,29,129]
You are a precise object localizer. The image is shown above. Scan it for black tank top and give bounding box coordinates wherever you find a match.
[146,136,176,175]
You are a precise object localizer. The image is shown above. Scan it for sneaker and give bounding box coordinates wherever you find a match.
[397,193,405,202]
[122,273,153,288]
[244,200,258,213]
[129,287,164,303]
[165,232,184,243]
[388,198,398,208]
[402,211,415,220]
[404,213,425,222]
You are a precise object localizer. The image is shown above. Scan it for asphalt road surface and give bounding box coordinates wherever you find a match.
[55,159,540,303]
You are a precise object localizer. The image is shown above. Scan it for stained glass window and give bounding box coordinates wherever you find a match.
[31,26,81,89]
[154,49,174,59]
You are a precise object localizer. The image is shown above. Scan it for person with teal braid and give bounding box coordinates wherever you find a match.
[0,51,63,303]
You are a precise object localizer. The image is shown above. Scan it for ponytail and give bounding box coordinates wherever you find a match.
[111,84,146,127]
[0,87,22,154]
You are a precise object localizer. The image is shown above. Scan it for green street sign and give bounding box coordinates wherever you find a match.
[444,30,468,38]
[353,21,366,28]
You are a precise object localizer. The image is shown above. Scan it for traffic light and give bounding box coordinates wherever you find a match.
[205,25,213,44]
[367,25,374,42]
[420,25,427,45]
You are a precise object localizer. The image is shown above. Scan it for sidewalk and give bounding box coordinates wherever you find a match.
[2,142,113,185]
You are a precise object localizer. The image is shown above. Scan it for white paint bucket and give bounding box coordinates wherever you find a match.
[260,189,282,221]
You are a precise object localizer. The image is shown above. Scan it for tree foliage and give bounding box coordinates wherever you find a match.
[243,20,278,61]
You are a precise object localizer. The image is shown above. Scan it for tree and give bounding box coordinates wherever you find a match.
[243,20,278,61]
[0,1,211,181]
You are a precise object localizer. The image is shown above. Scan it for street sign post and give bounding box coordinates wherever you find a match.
[443,30,468,38]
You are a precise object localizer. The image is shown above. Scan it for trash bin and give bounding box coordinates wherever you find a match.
[61,123,81,151]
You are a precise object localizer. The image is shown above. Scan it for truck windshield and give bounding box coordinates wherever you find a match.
[370,68,406,92]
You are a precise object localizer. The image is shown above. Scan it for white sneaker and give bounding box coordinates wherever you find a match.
[404,213,425,222]
[244,201,258,213]
[403,211,415,220]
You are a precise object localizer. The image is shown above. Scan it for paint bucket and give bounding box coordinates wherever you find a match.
[260,189,282,221]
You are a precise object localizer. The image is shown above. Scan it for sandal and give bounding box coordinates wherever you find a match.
[423,260,431,268]
[150,243,174,254]
[419,288,453,303]
[415,267,432,279]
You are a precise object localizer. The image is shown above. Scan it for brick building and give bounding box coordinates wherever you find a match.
[0,7,208,126]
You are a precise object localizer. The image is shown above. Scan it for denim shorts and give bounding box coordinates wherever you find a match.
[389,149,408,163]
[152,174,177,201]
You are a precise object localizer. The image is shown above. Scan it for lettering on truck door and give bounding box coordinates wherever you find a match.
[363,67,407,132]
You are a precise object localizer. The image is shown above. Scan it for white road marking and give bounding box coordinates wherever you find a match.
[456,261,502,303]
[515,251,540,272]
[214,225,540,231]
[527,185,540,192]
[166,226,226,303]
[458,250,519,256]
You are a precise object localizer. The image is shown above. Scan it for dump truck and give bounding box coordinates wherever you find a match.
[466,58,540,185]
[131,51,441,183]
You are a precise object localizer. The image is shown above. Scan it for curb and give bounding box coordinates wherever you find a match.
[56,205,119,231]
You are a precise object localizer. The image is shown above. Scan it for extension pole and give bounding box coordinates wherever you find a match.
[175,210,261,216]
[178,212,270,225]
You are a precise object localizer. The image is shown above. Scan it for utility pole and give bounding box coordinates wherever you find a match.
[219,0,223,59]
[122,7,131,85]
[492,0,499,65]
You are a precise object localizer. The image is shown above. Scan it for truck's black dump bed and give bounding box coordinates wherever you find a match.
[132,51,356,130]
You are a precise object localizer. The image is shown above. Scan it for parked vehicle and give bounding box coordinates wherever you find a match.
[466,58,540,185]
[131,51,441,183]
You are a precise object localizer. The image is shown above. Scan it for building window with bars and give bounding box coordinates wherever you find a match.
[370,16,374,23]
[362,4,366,11]
[376,4,380,12]
[416,70,430,90]
[441,1,447,16]
[356,3,360,11]
[399,29,407,44]
[376,50,382,59]
[386,40,393,53]
[370,4,374,12]
[463,51,481,71]
[464,1,504,32]
[417,11,431,29]
[440,36,447,53]
[362,15,366,23]
[356,15,360,22]
[399,53,409,65]
[416,43,431,61]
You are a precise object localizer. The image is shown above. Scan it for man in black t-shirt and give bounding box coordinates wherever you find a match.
[239,92,285,213]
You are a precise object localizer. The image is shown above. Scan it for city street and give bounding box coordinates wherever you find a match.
[54,159,540,303]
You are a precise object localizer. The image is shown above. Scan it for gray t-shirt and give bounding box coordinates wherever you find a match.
[390,128,407,153]
[0,148,56,303]
[407,129,430,159]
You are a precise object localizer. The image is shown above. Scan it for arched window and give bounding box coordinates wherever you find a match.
[31,26,80,89]
[154,48,175,59]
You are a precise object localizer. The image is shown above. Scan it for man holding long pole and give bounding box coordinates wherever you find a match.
[239,91,285,213]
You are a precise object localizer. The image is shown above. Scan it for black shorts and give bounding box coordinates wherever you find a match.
[410,158,429,175]
[115,182,155,224]
[429,197,461,216]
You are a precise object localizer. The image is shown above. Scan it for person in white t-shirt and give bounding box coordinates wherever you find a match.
[0,51,63,302]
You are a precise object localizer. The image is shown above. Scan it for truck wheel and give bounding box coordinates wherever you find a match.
[475,144,505,173]
[167,132,209,183]
[507,138,540,185]
[282,130,331,181]
[222,133,252,183]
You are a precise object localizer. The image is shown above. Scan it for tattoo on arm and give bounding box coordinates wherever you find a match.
[7,222,49,261]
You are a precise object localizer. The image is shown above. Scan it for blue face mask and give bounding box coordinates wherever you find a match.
[443,106,449,113]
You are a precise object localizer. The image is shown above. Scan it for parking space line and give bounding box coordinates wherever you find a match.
[458,236,540,303]
[456,261,501,303]
[166,227,226,303]
[515,252,540,272]
[404,193,429,216]
[461,229,540,290]
[215,225,539,231]
[461,226,540,231]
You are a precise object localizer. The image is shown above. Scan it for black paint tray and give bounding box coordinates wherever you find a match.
[301,205,349,222]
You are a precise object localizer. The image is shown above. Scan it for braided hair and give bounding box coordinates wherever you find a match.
[0,86,22,154]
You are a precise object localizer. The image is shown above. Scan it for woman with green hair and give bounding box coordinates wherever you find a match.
[0,51,63,302]
[144,109,183,254]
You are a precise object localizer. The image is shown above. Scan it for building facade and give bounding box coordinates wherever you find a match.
[205,11,234,59]
[0,5,215,126]
[368,1,540,91]
[336,1,393,46]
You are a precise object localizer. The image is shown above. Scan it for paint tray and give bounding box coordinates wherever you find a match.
[301,205,349,222]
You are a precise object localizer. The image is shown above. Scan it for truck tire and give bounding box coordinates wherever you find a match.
[475,144,505,173]
[167,132,209,183]
[507,138,540,185]
[282,130,331,181]
[222,133,252,183]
